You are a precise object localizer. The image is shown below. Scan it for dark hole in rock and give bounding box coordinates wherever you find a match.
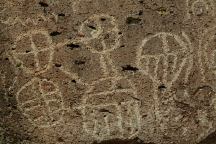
[58,13,65,17]
[71,80,76,83]
[55,63,62,67]
[92,137,154,144]
[66,43,80,50]
[158,84,166,91]
[39,2,49,7]
[138,10,143,15]
[8,94,13,97]
[122,65,139,72]
[5,58,9,60]
[88,25,97,30]
[117,85,123,89]
[138,0,144,4]
[104,34,110,39]
[26,50,31,53]
[30,63,35,67]
[142,114,148,118]
[50,31,61,36]
[57,137,64,142]
[74,60,86,65]
[12,105,17,109]
[198,130,216,144]
[100,18,106,21]
[126,17,142,24]
[99,109,112,113]
[118,32,122,35]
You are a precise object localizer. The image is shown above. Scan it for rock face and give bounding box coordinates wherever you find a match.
[1,0,216,144]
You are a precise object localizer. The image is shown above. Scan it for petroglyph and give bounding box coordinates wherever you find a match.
[0,130,2,140]
[16,78,64,128]
[79,14,120,51]
[75,76,141,141]
[0,0,57,27]
[53,14,143,141]
[55,14,121,84]
[4,0,216,143]
[47,0,60,5]
[0,74,7,102]
[197,110,214,142]
[199,27,216,141]
[0,13,58,27]
[11,29,54,75]
[186,0,215,19]
[79,14,121,77]
[136,32,193,86]
[136,32,193,132]
[200,26,216,78]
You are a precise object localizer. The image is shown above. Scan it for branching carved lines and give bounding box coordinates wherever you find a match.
[136,32,193,131]
[16,78,64,128]
[136,32,192,87]
[11,30,54,75]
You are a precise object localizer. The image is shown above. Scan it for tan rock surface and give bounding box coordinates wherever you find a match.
[1,0,216,143]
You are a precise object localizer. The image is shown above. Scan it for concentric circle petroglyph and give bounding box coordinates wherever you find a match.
[16,78,64,128]
[11,30,54,75]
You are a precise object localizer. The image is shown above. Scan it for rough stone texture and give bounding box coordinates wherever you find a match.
[1,0,216,144]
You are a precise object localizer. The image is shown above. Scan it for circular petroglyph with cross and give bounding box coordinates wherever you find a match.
[136,32,192,86]
[11,30,54,75]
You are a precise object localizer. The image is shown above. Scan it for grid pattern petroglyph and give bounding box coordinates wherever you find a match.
[16,78,65,128]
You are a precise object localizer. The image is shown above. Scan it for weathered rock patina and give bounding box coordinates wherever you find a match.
[1,0,216,143]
